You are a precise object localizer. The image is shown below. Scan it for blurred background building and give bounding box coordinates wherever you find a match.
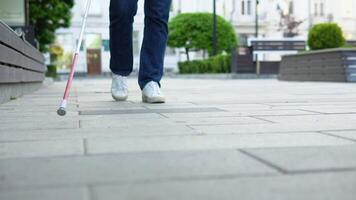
[53,0,356,74]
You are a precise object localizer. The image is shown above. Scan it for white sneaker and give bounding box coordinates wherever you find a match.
[111,74,128,101]
[142,81,165,103]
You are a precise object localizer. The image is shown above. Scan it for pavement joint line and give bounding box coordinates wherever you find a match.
[185,125,206,135]
[318,131,356,143]
[287,167,356,175]
[248,113,321,117]
[78,107,226,116]
[247,116,277,124]
[296,109,326,114]
[238,149,288,174]
[186,122,269,126]
[0,173,281,192]
[83,139,89,156]
[87,173,280,186]
[86,184,95,200]
[0,127,80,131]
[157,113,169,119]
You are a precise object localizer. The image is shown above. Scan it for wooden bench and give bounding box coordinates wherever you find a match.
[0,21,46,103]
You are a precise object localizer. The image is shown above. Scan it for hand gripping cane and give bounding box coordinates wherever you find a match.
[57,0,92,116]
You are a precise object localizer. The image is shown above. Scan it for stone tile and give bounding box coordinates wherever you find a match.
[80,118,175,129]
[161,109,317,118]
[0,125,197,142]
[232,109,318,116]
[0,120,79,131]
[86,133,353,154]
[0,150,276,188]
[0,140,84,159]
[161,112,242,118]
[79,107,225,116]
[243,145,356,173]
[171,116,268,126]
[0,187,88,200]
[92,171,356,200]
[256,113,356,124]
[191,122,356,134]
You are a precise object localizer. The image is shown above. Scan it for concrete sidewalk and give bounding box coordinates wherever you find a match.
[0,78,356,200]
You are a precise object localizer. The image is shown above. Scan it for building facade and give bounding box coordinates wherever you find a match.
[55,0,356,74]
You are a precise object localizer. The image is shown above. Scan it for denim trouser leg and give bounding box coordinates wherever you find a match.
[109,0,138,76]
[138,0,172,89]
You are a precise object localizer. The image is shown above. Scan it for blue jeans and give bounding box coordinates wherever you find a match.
[109,0,172,89]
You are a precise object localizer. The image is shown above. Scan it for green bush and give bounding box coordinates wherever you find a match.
[308,23,345,50]
[178,54,231,74]
[168,13,237,59]
[46,65,58,78]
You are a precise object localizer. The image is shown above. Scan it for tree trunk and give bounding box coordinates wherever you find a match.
[185,47,190,61]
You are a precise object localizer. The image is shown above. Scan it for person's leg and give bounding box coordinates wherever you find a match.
[138,0,172,89]
[109,0,139,76]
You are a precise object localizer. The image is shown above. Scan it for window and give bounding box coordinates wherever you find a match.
[320,2,324,16]
[241,1,245,15]
[247,0,252,15]
[314,3,318,16]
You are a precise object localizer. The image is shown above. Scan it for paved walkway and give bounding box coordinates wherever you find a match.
[1,78,356,200]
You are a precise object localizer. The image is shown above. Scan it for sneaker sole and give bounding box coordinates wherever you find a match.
[142,95,165,104]
[112,95,128,101]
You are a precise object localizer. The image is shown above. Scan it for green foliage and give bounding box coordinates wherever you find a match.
[308,23,346,50]
[29,0,74,52]
[168,13,237,59]
[46,65,58,78]
[178,54,231,74]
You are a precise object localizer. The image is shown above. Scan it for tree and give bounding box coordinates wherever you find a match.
[308,23,345,50]
[29,0,74,52]
[168,13,237,61]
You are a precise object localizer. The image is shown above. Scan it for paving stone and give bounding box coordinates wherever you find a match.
[243,145,356,173]
[80,118,176,128]
[161,109,317,118]
[79,107,225,116]
[0,150,276,189]
[0,120,79,131]
[86,133,353,154]
[0,140,84,159]
[1,78,356,198]
[191,122,356,134]
[0,187,88,200]
[170,116,269,126]
[92,171,356,200]
[0,125,197,142]
[256,113,356,124]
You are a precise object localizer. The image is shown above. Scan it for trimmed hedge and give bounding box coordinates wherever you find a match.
[178,54,231,74]
[308,23,345,50]
[46,65,57,78]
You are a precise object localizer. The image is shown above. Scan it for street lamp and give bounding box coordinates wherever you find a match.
[212,0,217,56]
[255,0,260,75]
[25,0,30,26]
[255,0,259,38]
